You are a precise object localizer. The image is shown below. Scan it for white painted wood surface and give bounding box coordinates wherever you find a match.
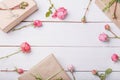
[0,0,120,79]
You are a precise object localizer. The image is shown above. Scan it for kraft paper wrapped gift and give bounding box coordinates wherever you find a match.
[95,0,120,28]
[0,0,38,32]
[18,54,71,80]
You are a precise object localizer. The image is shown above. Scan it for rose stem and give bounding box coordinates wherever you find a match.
[83,0,92,17]
[71,72,76,80]
[113,1,118,19]
[109,37,120,39]
[0,50,21,60]
[12,23,33,31]
[0,69,27,72]
[48,0,56,10]
[109,29,119,38]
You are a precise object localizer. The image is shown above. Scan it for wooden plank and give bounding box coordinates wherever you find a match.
[0,22,120,46]
[24,0,111,22]
[0,72,120,80]
[0,47,120,70]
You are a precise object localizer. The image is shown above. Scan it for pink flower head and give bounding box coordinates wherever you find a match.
[20,42,31,53]
[92,70,97,75]
[52,7,67,20]
[99,33,109,42]
[52,11,57,18]
[16,68,24,74]
[105,24,110,30]
[111,54,119,62]
[67,65,75,73]
[33,20,42,27]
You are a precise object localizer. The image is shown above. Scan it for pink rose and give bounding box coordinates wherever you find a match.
[20,42,31,53]
[16,68,24,74]
[111,54,119,62]
[33,20,42,27]
[99,33,109,42]
[52,7,67,20]
[67,65,75,73]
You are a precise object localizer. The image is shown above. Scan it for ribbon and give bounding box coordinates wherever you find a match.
[31,69,64,80]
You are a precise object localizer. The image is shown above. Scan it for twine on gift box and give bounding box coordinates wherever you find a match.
[102,0,120,19]
[0,2,29,10]
[31,69,64,80]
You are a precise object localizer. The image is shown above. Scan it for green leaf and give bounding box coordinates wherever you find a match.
[105,68,112,75]
[45,11,51,17]
[117,0,120,3]
[49,10,53,14]
[31,74,42,80]
[55,78,63,80]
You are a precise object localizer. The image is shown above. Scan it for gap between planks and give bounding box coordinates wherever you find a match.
[1,45,120,48]
[22,20,112,23]
[0,70,120,72]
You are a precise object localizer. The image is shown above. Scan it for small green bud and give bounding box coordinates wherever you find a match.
[21,2,29,7]
[20,5,26,9]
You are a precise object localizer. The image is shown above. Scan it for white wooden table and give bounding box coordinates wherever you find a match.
[0,0,120,80]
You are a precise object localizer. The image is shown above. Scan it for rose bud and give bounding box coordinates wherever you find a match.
[15,68,24,74]
[81,16,86,23]
[92,70,98,75]
[67,65,75,73]
[20,42,31,53]
[105,24,110,30]
[111,54,119,62]
[33,20,42,27]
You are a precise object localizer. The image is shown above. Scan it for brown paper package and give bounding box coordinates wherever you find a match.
[0,0,38,32]
[18,54,71,80]
[95,0,120,28]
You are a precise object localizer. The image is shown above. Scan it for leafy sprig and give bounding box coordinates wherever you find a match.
[117,0,120,3]
[45,0,56,17]
[92,68,112,80]
[46,4,53,17]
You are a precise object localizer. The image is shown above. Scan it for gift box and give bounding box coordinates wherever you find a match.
[18,54,71,80]
[0,0,38,32]
[95,0,120,28]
